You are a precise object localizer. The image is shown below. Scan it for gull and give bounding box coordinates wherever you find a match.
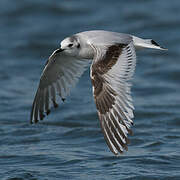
[30,30,166,155]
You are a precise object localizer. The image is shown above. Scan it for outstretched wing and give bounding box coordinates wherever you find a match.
[90,41,136,155]
[30,49,89,123]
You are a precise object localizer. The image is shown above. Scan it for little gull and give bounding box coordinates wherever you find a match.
[30,30,166,155]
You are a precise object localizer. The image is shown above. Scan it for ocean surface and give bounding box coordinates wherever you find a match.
[0,0,180,179]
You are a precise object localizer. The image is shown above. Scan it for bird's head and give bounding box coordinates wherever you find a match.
[60,36,81,57]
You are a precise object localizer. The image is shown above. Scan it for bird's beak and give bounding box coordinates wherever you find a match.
[59,48,64,52]
[55,48,64,54]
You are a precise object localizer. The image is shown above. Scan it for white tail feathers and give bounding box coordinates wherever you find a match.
[132,36,167,50]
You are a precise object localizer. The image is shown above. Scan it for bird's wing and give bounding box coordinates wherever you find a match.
[90,41,136,155]
[30,49,90,123]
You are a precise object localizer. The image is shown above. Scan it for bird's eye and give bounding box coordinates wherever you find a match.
[68,43,73,47]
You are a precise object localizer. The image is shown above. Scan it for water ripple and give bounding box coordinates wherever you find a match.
[1,0,180,179]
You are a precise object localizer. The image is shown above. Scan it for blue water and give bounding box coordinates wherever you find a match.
[1,0,180,179]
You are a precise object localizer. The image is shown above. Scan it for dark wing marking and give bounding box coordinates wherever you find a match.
[91,42,136,154]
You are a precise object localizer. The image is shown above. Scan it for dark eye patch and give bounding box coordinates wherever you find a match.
[68,43,73,47]
[77,43,80,48]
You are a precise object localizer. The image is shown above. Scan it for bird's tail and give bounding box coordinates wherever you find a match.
[132,36,167,50]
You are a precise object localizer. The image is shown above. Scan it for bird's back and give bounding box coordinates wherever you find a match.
[76,30,132,46]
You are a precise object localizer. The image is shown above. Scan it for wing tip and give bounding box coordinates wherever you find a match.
[40,113,45,120]
[62,98,66,102]
[46,109,51,115]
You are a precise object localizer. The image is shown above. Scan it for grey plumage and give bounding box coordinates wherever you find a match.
[30,30,166,155]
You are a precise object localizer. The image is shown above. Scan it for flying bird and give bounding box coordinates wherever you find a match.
[30,30,166,155]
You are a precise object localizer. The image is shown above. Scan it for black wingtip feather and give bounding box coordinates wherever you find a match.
[52,100,58,108]
[46,109,50,115]
[40,113,45,120]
